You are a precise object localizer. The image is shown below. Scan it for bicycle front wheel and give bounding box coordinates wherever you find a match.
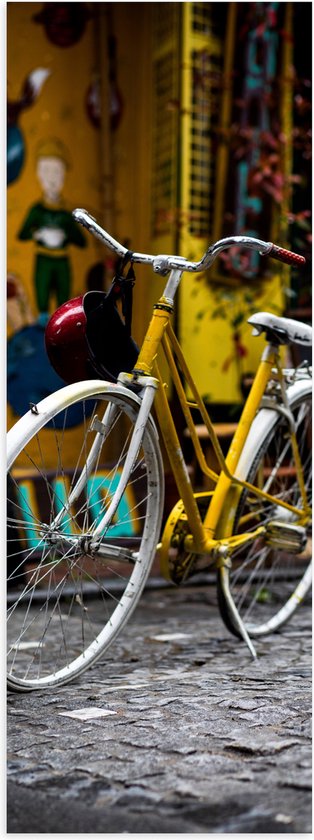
[7,380,164,690]
[217,380,312,637]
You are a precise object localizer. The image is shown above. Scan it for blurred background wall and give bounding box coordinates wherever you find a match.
[7,1,311,431]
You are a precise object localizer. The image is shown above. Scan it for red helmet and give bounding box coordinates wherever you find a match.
[45,291,139,384]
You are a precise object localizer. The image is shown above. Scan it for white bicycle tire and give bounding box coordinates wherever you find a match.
[7,380,164,690]
[217,378,312,637]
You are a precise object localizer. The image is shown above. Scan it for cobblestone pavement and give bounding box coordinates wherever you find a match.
[7,581,312,834]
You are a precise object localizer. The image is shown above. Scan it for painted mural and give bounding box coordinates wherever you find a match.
[7,1,156,497]
[7,3,153,549]
[8,3,309,424]
[7,2,103,431]
[18,137,86,323]
[218,2,291,277]
[179,2,300,406]
[7,3,310,550]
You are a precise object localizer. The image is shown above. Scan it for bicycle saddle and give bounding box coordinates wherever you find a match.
[248,312,312,346]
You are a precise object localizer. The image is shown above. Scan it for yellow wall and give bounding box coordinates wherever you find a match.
[103,3,157,348]
[177,2,290,405]
[179,275,284,404]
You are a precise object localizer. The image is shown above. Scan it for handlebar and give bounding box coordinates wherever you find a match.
[73,208,306,275]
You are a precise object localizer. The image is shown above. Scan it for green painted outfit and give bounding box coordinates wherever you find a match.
[18,202,86,312]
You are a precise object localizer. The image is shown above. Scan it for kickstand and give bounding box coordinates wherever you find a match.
[220,566,257,660]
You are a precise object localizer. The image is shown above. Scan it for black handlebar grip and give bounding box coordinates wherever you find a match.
[269,244,306,267]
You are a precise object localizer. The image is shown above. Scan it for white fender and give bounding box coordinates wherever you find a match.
[234,377,312,481]
[7,379,159,469]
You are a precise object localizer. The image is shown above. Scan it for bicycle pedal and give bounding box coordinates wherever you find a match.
[265,521,307,553]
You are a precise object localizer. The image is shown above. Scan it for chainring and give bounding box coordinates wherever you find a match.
[159,493,213,584]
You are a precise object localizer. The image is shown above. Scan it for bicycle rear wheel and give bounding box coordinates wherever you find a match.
[217,380,312,637]
[7,381,164,690]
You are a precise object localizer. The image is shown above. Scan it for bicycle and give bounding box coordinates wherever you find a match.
[7,208,312,690]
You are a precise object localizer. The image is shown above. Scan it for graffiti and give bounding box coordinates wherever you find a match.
[178,3,290,283]
[230,3,282,278]
[14,470,138,551]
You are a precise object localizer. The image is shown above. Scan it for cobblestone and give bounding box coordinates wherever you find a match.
[7,582,312,833]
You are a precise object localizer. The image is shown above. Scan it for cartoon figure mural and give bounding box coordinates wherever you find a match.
[18,138,86,326]
[9,137,87,419]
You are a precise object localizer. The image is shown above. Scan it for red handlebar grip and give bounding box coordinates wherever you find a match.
[269,245,306,266]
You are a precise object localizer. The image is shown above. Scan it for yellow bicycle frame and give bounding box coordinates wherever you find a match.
[132,296,309,558]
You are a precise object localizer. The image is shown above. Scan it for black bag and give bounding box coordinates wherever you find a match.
[84,256,139,382]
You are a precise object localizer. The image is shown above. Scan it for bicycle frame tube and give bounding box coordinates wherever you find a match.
[202,344,277,539]
[134,269,183,377]
[160,333,307,548]
[130,294,214,552]
[155,340,278,551]
[130,279,308,554]
[162,325,223,482]
[153,365,210,553]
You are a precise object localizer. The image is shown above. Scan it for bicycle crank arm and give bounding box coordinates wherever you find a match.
[184,525,266,555]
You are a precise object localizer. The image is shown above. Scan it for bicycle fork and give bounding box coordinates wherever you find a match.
[88,377,159,547]
[41,380,159,562]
